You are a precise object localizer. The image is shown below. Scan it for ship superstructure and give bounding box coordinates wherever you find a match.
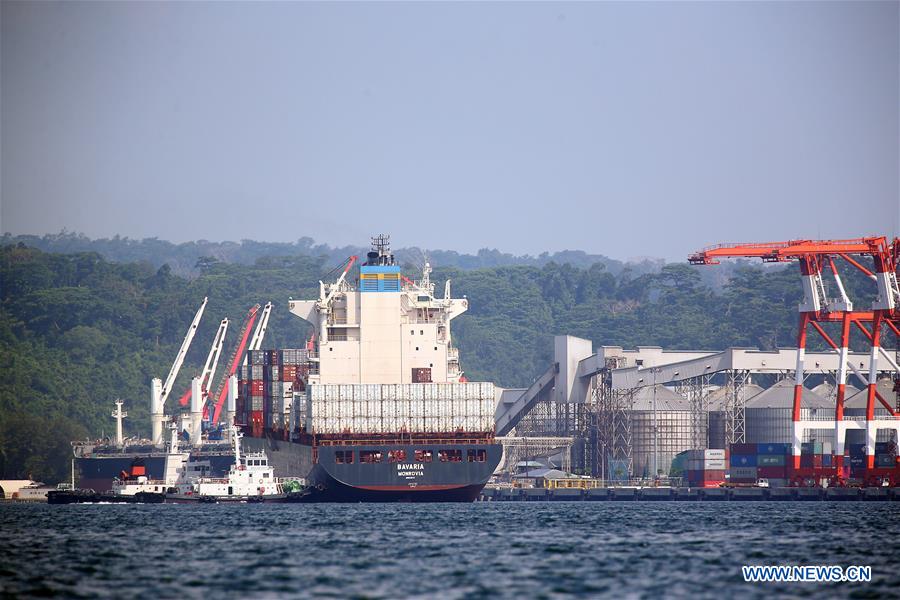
[288,234,468,386]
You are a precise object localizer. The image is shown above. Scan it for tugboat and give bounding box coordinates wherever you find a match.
[166,427,301,503]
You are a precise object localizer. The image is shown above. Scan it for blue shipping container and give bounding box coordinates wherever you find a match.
[801,442,823,454]
[757,443,790,455]
[876,455,896,467]
[758,454,786,466]
[730,454,757,467]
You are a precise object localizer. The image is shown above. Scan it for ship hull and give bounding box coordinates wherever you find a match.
[164,494,288,504]
[47,490,166,504]
[301,442,502,503]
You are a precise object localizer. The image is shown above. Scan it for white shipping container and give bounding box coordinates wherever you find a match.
[353,416,367,433]
[411,399,424,419]
[704,459,727,470]
[307,383,499,434]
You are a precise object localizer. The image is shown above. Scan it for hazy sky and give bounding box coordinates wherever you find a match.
[2,1,898,261]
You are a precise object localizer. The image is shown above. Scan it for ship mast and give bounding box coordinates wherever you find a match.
[111,400,127,447]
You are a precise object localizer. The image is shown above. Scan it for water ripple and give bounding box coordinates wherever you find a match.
[0,502,898,598]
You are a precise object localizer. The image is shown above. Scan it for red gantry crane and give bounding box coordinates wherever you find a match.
[689,236,900,484]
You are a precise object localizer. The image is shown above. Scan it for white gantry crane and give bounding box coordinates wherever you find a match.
[150,297,207,447]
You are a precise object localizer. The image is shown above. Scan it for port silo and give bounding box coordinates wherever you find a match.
[630,385,696,478]
[744,379,834,445]
[843,379,896,444]
[707,383,765,449]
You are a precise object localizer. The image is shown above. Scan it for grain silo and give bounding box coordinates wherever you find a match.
[744,379,834,445]
[707,382,765,449]
[843,378,896,444]
[630,385,696,478]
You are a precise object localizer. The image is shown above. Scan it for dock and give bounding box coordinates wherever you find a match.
[480,487,900,502]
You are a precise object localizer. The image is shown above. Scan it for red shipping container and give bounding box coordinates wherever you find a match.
[251,410,264,425]
[703,470,726,480]
[251,380,265,395]
[282,365,298,382]
[757,466,787,478]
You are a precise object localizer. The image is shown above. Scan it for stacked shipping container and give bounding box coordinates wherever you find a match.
[237,349,309,437]
[847,442,898,476]
[680,449,726,487]
[306,382,495,436]
[729,442,791,484]
[729,441,899,484]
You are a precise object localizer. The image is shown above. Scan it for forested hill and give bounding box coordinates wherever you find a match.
[2,231,666,278]
[0,243,879,481]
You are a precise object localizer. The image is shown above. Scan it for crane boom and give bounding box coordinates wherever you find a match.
[322,255,358,307]
[179,318,229,407]
[249,302,273,352]
[689,237,891,265]
[210,304,260,424]
[160,297,207,406]
[203,318,229,394]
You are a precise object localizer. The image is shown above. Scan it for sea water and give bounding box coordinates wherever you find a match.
[1,502,898,598]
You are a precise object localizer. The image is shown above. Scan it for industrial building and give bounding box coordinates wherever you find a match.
[494,340,899,480]
[495,237,900,485]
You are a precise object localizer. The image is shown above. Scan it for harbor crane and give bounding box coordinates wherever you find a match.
[175,301,272,440]
[150,297,208,447]
[210,303,264,425]
[178,317,229,407]
[689,236,900,482]
[181,317,230,445]
[245,302,273,359]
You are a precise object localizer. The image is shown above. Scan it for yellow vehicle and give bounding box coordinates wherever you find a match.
[543,478,604,490]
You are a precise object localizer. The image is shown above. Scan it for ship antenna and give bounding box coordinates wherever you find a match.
[371,234,393,265]
[167,420,179,454]
[422,261,431,290]
[231,424,243,466]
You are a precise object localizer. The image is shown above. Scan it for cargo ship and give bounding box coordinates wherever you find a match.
[73,440,234,492]
[237,235,502,501]
[73,404,234,494]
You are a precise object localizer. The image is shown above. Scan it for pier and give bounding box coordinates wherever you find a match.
[480,487,900,502]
